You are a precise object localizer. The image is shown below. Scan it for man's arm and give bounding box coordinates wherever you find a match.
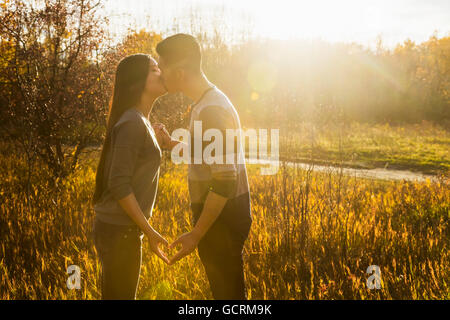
[191,169,237,239]
[169,172,237,265]
[168,190,228,264]
[169,106,238,264]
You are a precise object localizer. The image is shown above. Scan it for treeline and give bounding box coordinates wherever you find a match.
[199,35,450,127]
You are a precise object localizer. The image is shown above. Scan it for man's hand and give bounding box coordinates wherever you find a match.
[152,123,171,149]
[168,231,202,265]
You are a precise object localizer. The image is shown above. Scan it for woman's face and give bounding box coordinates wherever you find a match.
[143,57,167,97]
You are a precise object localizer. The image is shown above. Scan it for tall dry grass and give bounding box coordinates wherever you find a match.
[1,145,448,299]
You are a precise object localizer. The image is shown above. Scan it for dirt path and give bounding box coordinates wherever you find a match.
[250,159,439,182]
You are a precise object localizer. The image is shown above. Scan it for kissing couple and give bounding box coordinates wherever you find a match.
[91,34,252,300]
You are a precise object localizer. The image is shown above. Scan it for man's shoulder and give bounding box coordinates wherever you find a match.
[195,88,235,116]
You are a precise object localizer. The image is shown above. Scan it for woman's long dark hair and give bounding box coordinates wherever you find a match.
[93,54,151,203]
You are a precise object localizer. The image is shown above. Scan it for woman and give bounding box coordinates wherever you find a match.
[92,53,170,300]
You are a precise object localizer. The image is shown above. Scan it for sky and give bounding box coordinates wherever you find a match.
[103,0,450,47]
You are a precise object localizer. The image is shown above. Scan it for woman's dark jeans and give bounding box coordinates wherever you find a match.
[92,218,143,300]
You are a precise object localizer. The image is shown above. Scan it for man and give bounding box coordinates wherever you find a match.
[155,33,252,300]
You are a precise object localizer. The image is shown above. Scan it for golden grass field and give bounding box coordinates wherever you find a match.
[1,0,449,301]
[0,132,448,299]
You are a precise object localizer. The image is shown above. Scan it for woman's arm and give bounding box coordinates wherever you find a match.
[117,193,169,264]
[152,123,187,150]
[108,121,169,264]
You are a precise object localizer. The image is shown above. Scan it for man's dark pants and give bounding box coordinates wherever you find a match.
[193,196,252,300]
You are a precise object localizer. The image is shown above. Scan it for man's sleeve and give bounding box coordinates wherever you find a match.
[107,120,144,200]
[198,105,238,199]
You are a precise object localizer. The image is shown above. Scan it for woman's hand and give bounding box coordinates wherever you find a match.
[152,123,171,149]
[117,194,170,264]
[146,228,170,264]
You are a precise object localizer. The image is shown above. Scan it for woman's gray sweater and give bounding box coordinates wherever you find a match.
[94,108,161,225]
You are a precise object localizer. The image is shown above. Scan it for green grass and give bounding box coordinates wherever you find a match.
[272,121,450,174]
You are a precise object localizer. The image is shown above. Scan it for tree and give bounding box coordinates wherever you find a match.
[0,0,109,185]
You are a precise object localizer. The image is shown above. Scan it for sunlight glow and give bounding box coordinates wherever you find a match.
[105,0,450,47]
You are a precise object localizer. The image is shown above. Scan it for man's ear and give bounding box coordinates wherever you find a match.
[175,68,185,81]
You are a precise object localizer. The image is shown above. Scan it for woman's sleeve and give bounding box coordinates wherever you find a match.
[107,120,144,200]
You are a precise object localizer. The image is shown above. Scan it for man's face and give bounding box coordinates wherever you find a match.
[158,56,184,94]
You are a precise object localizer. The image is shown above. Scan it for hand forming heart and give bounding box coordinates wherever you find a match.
[147,229,170,265]
[167,231,201,265]
[147,230,201,265]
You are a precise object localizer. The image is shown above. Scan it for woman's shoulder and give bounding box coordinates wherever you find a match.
[113,109,146,131]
